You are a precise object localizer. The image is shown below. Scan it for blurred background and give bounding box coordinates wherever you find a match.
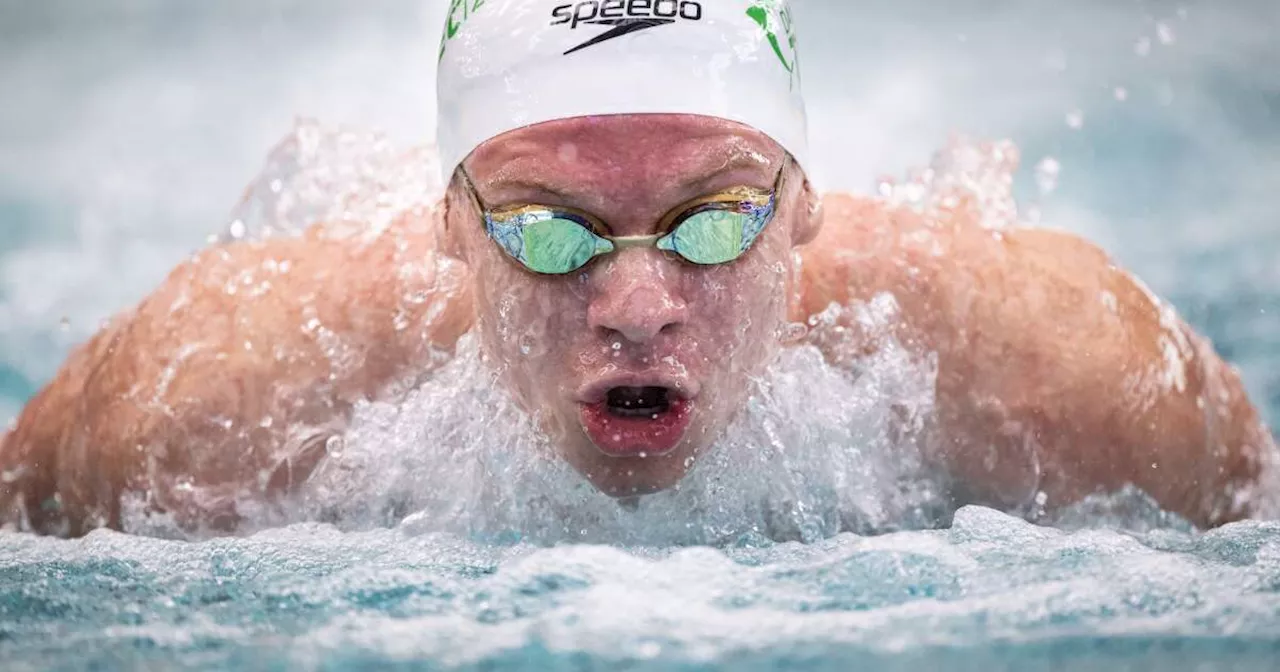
[1,0,1277,428]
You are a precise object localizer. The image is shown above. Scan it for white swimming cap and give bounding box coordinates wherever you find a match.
[436,0,809,180]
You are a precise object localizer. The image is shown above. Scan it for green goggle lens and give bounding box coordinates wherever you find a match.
[656,209,749,265]
[522,217,615,275]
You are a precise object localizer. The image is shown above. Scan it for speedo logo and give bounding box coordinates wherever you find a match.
[551,0,704,55]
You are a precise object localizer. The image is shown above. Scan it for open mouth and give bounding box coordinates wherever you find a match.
[606,386,672,418]
[579,384,693,458]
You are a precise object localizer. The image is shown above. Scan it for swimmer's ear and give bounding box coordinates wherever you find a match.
[790,168,824,247]
[440,170,471,263]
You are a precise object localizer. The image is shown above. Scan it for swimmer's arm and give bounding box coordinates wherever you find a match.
[798,195,1271,527]
[0,217,473,535]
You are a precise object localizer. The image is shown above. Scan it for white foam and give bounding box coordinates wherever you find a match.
[272,324,945,545]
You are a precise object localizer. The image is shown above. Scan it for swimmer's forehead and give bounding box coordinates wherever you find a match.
[465,115,786,205]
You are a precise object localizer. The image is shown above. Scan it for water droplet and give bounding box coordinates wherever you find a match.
[1156,22,1175,45]
[1113,86,1128,102]
[557,142,579,163]
[1034,157,1061,196]
[1034,491,1048,506]
[1134,37,1152,57]
[611,341,622,351]
[1065,110,1084,130]
[638,452,648,459]
[325,435,345,458]
[613,434,622,442]
[228,219,247,240]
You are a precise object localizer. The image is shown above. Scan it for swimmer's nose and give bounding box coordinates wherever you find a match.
[587,251,688,344]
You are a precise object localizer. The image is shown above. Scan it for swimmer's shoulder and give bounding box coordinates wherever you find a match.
[2,209,474,535]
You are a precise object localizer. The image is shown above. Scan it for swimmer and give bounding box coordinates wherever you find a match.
[1,0,1273,536]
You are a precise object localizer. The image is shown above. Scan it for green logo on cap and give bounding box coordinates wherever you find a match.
[746,1,799,88]
[440,0,487,61]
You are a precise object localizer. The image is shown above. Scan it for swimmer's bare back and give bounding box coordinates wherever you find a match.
[1,196,1270,534]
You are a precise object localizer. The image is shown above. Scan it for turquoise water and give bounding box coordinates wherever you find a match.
[2,1,1280,670]
[4,508,1280,670]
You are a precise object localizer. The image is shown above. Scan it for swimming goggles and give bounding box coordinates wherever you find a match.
[459,157,788,275]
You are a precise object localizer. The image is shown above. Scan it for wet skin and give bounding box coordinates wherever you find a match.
[0,115,1272,535]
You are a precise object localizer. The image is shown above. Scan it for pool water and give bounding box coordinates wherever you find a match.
[2,1,1280,669]
[4,508,1280,670]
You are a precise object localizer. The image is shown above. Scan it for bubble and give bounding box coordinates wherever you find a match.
[1065,109,1085,130]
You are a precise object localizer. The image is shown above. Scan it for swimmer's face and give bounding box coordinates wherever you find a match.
[447,115,818,496]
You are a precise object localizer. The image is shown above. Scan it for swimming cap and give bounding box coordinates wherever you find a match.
[436,0,809,180]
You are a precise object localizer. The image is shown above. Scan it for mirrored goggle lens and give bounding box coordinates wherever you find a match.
[491,215,614,275]
[658,207,766,265]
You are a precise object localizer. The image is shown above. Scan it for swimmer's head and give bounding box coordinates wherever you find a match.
[437,0,822,496]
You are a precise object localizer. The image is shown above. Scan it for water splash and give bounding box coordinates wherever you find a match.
[260,323,945,546]
[876,135,1022,230]
[223,120,444,243]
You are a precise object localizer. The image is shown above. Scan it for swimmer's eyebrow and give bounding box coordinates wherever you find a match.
[482,153,779,209]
